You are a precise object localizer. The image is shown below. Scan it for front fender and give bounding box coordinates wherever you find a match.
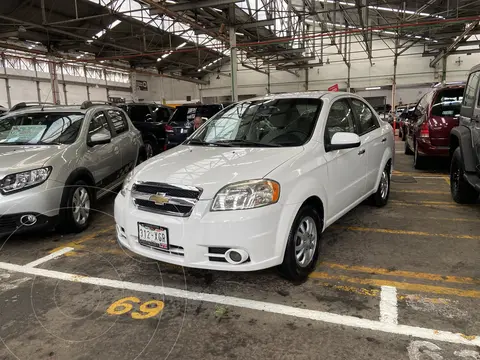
[374,146,393,190]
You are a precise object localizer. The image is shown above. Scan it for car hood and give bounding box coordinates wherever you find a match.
[133,145,304,199]
[0,145,64,178]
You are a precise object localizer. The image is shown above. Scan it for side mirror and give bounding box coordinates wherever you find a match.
[88,132,111,147]
[327,132,361,151]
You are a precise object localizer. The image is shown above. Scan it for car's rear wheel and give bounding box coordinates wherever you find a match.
[401,127,406,141]
[279,205,322,282]
[58,180,92,233]
[371,163,390,207]
[450,148,479,204]
[413,142,427,169]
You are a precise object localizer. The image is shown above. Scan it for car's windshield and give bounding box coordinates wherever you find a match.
[169,105,223,126]
[431,88,464,117]
[188,98,322,147]
[0,112,84,145]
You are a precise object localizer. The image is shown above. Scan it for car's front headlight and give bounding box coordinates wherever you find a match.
[0,167,52,195]
[120,171,134,196]
[211,179,280,211]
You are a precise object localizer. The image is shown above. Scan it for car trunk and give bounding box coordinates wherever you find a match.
[428,87,464,147]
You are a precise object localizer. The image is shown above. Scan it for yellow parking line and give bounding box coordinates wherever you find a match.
[49,225,115,254]
[390,200,469,208]
[331,225,480,240]
[321,262,479,286]
[309,272,480,299]
[393,170,448,178]
[391,189,449,195]
[445,177,451,186]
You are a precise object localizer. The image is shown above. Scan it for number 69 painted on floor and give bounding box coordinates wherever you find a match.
[106,297,165,319]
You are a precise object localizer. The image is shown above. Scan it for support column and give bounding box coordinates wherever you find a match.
[48,60,60,104]
[103,69,110,100]
[60,63,68,105]
[229,4,238,102]
[33,59,41,102]
[441,56,447,84]
[84,65,90,101]
[1,54,12,108]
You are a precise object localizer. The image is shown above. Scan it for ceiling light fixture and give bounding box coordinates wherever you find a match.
[365,86,381,90]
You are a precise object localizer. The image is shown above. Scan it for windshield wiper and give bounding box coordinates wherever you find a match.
[185,138,230,147]
[213,139,281,147]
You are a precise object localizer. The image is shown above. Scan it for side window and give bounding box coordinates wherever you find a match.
[130,105,151,122]
[88,112,111,137]
[324,99,356,145]
[462,71,480,108]
[107,109,128,135]
[415,94,429,118]
[351,98,379,134]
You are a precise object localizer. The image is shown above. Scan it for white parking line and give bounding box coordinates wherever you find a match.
[24,247,74,268]
[380,286,398,324]
[0,260,478,346]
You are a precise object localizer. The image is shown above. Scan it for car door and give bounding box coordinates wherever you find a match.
[85,110,122,188]
[323,98,367,218]
[106,109,137,173]
[350,98,385,193]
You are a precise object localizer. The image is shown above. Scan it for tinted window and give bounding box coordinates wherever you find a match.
[462,71,480,108]
[169,105,223,125]
[128,105,151,122]
[0,112,84,145]
[351,99,378,134]
[154,107,171,122]
[89,112,111,137]
[431,88,464,117]
[190,99,322,147]
[107,110,128,134]
[324,99,356,144]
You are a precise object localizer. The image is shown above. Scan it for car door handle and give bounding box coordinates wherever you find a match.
[381,138,387,142]
[358,149,366,155]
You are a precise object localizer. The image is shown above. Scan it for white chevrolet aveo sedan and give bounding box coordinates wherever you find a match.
[115,92,394,281]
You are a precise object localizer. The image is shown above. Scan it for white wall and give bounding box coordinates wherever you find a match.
[133,73,200,103]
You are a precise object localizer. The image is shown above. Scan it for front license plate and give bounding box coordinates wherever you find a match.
[138,222,169,250]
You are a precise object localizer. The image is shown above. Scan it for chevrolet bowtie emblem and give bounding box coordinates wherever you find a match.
[149,193,169,206]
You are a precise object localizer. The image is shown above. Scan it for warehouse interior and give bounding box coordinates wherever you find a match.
[0,0,479,107]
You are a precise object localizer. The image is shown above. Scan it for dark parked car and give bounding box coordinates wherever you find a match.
[166,104,224,148]
[404,85,465,169]
[0,105,7,115]
[449,65,480,203]
[119,103,174,158]
[397,103,416,140]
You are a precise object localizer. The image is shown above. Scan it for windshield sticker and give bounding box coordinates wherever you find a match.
[6,125,47,143]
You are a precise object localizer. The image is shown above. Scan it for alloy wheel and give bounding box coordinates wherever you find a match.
[380,169,389,199]
[72,187,90,226]
[145,143,154,159]
[294,216,318,268]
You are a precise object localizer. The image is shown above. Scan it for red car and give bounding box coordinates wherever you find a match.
[404,85,465,169]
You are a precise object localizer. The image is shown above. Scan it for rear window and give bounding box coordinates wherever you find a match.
[169,105,223,124]
[431,88,464,117]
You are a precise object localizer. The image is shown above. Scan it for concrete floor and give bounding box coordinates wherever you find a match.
[0,139,479,360]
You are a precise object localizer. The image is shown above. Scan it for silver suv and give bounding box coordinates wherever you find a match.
[0,101,144,237]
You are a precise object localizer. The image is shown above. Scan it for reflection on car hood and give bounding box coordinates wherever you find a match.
[0,145,64,178]
[132,145,304,199]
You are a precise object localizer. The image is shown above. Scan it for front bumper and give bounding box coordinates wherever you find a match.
[114,192,297,271]
[0,180,64,236]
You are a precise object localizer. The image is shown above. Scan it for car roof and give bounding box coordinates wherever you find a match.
[2,104,119,116]
[177,103,223,108]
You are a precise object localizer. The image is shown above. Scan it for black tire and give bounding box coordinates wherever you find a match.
[404,139,413,155]
[278,205,322,282]
[450,148,479,204]
[413,143,427,169]
[58,180,92,234]
[371,163,391,207]
[401,127,406,141]
[143,140,155,159]
[398,127,402,139]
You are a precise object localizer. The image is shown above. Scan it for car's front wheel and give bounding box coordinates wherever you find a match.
[58,180,92,233]
[404,139,413,155]
[144,140,155,159]
[279,205,322,282]
[450,148,479,204]
[414,142,427,169]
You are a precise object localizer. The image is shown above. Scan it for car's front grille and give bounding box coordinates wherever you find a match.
[132,182,202,217]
